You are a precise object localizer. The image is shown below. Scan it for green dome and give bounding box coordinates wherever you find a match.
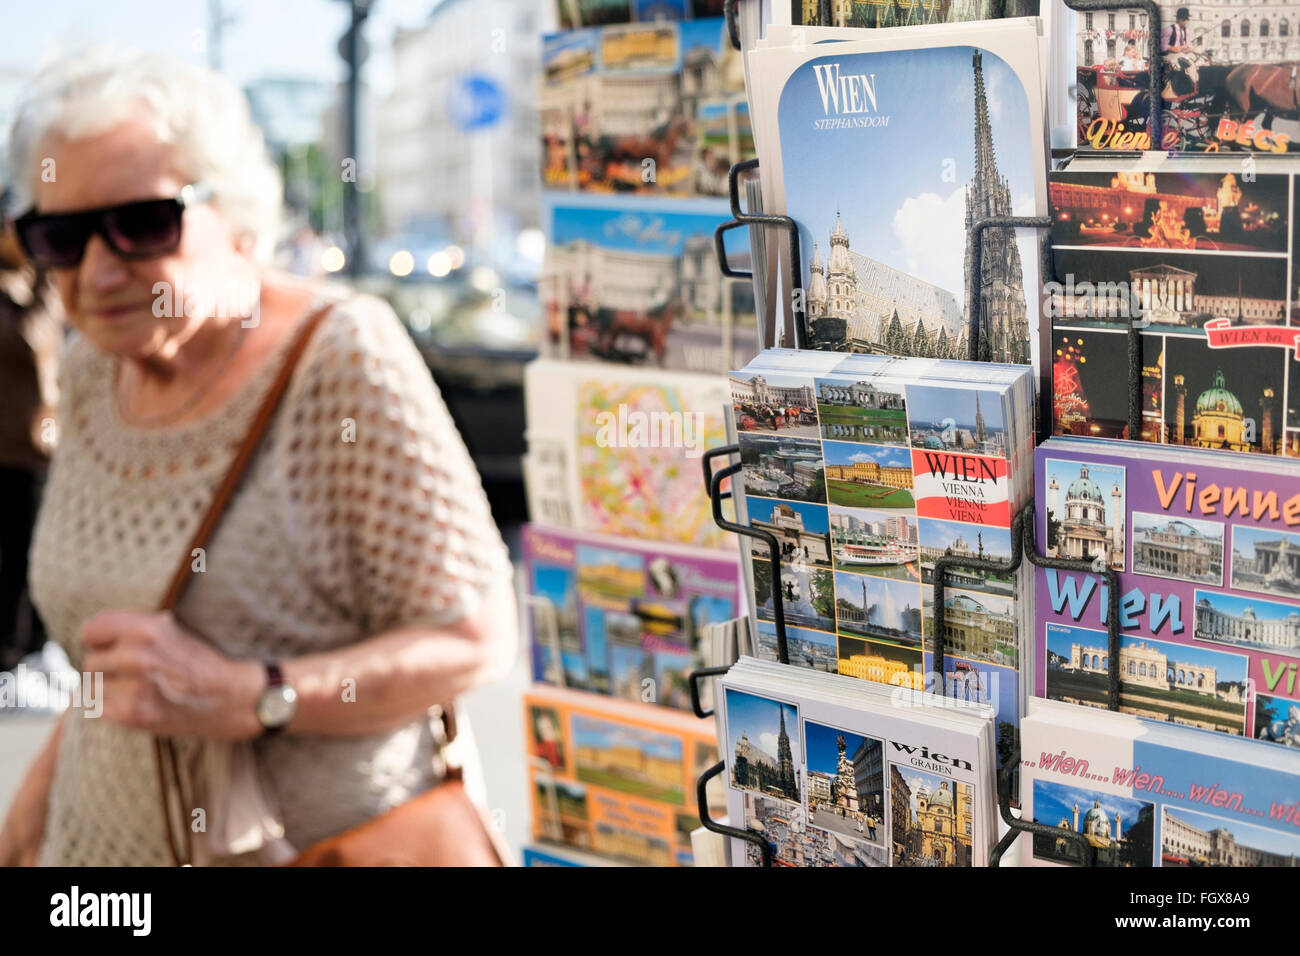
[1196,370,1242,417]
[1067,464,1102,502]
[924,435,945,450]
[928,781,954,809]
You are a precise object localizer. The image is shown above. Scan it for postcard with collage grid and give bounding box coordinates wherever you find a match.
[718,659,997,867]
[1049,160,1300,458]
[730,351,1035,774]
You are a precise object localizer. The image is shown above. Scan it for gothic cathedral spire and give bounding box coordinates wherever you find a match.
[962,50,1030,366]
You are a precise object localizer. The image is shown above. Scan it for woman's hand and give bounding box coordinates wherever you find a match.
[80,610,264,741]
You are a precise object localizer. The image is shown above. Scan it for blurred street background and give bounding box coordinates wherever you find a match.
[0,0,548,856]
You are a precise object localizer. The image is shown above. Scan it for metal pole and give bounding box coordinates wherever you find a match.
[342,1,370,277]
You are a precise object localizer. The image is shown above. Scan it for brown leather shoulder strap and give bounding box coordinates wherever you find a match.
[158,301,335,612]
[155,299,334,867]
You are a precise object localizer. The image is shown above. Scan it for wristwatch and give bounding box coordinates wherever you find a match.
[255,661,297,736]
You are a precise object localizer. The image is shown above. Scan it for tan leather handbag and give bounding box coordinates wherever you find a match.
[154,301,506,867]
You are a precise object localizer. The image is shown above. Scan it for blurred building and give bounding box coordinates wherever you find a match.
[376,0,542,241]
[0,66,31,184]
[245,77,335,153]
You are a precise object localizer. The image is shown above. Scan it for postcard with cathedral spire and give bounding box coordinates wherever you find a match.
[744,21,1050,380]
[719,656,998,866]
[1034,436,1300,756]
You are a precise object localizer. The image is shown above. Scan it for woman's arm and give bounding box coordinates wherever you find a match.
[0,711,66,865]
[267,575,518,738]
[80,573,518,742]
[82,295,520,744]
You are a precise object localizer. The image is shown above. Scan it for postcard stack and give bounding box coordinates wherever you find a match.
[1048,154,1297,454]
[521,845,610,866]
[718,656,998,866]
[539,195,759,375]
[741,16,1052,389]
[520,358,748,866]
[524,685,726,866]
[779,0,1039,29]
[1072,1,1300,154]
[1019,698,1300,867]
[522,525,744,711]
[553,1,727,31]
[1035,435,1300,751]
[526,12,765,868]
[523,357,734,550]
[727,348,1036,777]
[541,17,750,199]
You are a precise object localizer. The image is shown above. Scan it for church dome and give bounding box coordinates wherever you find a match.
[1066,464,1102,502]
[1195,370,1242,417]
[1083,799,1109,835]
[924,435,944,450]
[928,782,954,810]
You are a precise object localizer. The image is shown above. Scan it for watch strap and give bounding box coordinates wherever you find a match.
[259,660,290,736]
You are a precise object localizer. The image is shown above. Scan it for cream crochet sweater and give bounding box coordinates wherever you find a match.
[30,293,510,865]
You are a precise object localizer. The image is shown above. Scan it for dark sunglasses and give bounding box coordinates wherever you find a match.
[14,183,212,269]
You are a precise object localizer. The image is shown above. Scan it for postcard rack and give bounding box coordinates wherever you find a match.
[714,157,809,350]
[694,436,1127,866]
[697,0,1156,869]
[686,444,790,867]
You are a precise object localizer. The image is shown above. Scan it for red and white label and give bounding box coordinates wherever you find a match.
[911,449,1011,527]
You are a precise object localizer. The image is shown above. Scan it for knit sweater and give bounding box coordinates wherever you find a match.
[29,292,510,865]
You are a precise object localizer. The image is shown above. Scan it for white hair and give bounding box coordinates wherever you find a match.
[7,47,283,264]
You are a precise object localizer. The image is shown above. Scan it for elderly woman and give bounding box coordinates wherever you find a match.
[0,50,517,866]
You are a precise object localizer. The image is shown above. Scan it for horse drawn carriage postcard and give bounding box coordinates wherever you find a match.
[540,195,759,373]
[1075,1,1300,152]
[744,21,1050,382]
[540,17,750,197]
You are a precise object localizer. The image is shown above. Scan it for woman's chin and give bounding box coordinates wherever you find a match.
[78,316,167,360]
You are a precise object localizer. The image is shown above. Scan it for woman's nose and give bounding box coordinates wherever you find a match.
[79,233,130,292]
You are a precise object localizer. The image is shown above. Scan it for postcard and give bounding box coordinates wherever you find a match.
[1035,439,1300,750]
[1074,2,1300,152]
[747,23,1049,377]
[541,18,750,197]
[541,196,759,374]
[523,525,742,710]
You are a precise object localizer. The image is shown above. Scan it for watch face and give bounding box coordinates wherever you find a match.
[257,685,298,729]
